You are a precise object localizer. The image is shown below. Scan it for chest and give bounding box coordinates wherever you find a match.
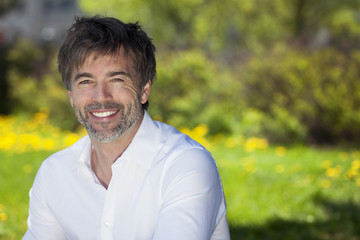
[46,160,162,239]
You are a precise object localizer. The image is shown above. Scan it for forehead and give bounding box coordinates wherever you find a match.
[73,47,136,77]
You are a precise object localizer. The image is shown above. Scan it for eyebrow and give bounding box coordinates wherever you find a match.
[74,72,93,82]
[106,71,131,78]
[73,70,132,83]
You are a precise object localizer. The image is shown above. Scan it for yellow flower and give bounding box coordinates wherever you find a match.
[0,212,7,221]
[0,132,17,149]
[42,138,55,150]
[321,179,331,188]
[356,178,360,187]
[326,167,341,178]
[244,137,268,152]
[193,124,209,138]
[351,160,360,170]
[33,111,49,124]
[64,133,81,147]
[275,146,286,156]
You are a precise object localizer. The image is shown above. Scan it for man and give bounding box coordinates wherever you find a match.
[24,16,230,240]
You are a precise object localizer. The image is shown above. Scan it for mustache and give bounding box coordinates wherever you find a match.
[84,102,123,112]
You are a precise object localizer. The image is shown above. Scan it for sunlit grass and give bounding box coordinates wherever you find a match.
[1,112,360,239]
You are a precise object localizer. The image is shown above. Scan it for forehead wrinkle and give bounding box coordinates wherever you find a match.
[72,51,138,85]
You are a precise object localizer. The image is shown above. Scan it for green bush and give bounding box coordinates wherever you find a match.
[6,40,360,145]
[149,49,241,135]
[241,45,360,144]
[6,40,77,130]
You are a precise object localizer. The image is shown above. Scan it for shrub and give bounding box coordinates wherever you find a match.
[6,40,77,130]
[149,49,241,135]
[241,45,360,144]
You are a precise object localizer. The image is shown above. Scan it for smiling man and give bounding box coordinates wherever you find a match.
[23,16,230,240]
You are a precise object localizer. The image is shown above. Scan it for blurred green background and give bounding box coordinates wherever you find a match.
[1,0,360,239]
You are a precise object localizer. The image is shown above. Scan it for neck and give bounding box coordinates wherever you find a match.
[90,112,144,188]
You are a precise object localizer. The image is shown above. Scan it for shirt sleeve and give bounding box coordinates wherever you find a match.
[23,163,67,240]
[152,148,230,240]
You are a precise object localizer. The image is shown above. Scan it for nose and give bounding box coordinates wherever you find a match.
[92,83,113,102]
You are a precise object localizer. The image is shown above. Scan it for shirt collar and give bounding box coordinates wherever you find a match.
[117,111,162,169]
[78,111,161,169]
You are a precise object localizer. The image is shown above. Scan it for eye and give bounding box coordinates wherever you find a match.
[111,78,124,83]
[79,80,92,85]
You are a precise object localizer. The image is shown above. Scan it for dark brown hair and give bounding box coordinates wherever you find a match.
[57,16,156,109]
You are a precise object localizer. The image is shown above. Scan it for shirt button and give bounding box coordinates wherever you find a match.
[105,222,110,228]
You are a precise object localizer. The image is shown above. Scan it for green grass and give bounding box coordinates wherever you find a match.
[1,145,360,239]
[212,144,360,239]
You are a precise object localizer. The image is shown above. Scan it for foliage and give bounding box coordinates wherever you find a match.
[1,114,360,239]
[1,0,360,145]
[6,40,77,130]
[149,49,240,135]
[241,45,360,144]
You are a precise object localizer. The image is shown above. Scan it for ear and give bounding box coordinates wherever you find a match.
[140,80,151,104]
[68,91,74,107]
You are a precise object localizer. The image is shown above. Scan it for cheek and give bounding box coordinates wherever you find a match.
[69,91,87,108]
[123,84,142,100]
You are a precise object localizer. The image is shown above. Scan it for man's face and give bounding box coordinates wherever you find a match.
[68,50,150,142]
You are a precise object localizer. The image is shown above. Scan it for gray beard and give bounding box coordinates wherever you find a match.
[73,101,142,143]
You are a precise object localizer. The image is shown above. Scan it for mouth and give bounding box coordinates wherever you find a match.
[90,110,118,118]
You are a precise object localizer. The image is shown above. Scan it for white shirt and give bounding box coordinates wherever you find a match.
[23,112,230,240]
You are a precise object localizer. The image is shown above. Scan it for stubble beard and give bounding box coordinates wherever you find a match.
[73,101,142,143]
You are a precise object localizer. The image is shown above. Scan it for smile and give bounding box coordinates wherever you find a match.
[91,110,117,118]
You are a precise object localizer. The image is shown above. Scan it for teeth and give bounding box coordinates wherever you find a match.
[92,111,116,117]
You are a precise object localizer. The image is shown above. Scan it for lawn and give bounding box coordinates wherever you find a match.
[0,114,360,239]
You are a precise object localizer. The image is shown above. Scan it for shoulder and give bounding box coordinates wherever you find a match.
[154,121,220,183]
[38,135,90,173]
[154,120,208,156]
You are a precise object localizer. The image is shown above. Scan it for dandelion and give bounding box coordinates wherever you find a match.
[345,168,358,180]
[0,111,87,152]
[321,179,331,188]
[0,132,17,150]
[0,212,7,221]
[42,138,55,150]
[326,167,341,178]
[275,164,285,173]
[33,110,49,124]
[64,133,81,147]
[351,160,360,170]
[345,160,360,180]
[244,137,268,152]
[192,124,209,138]
[275,146,286,157]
